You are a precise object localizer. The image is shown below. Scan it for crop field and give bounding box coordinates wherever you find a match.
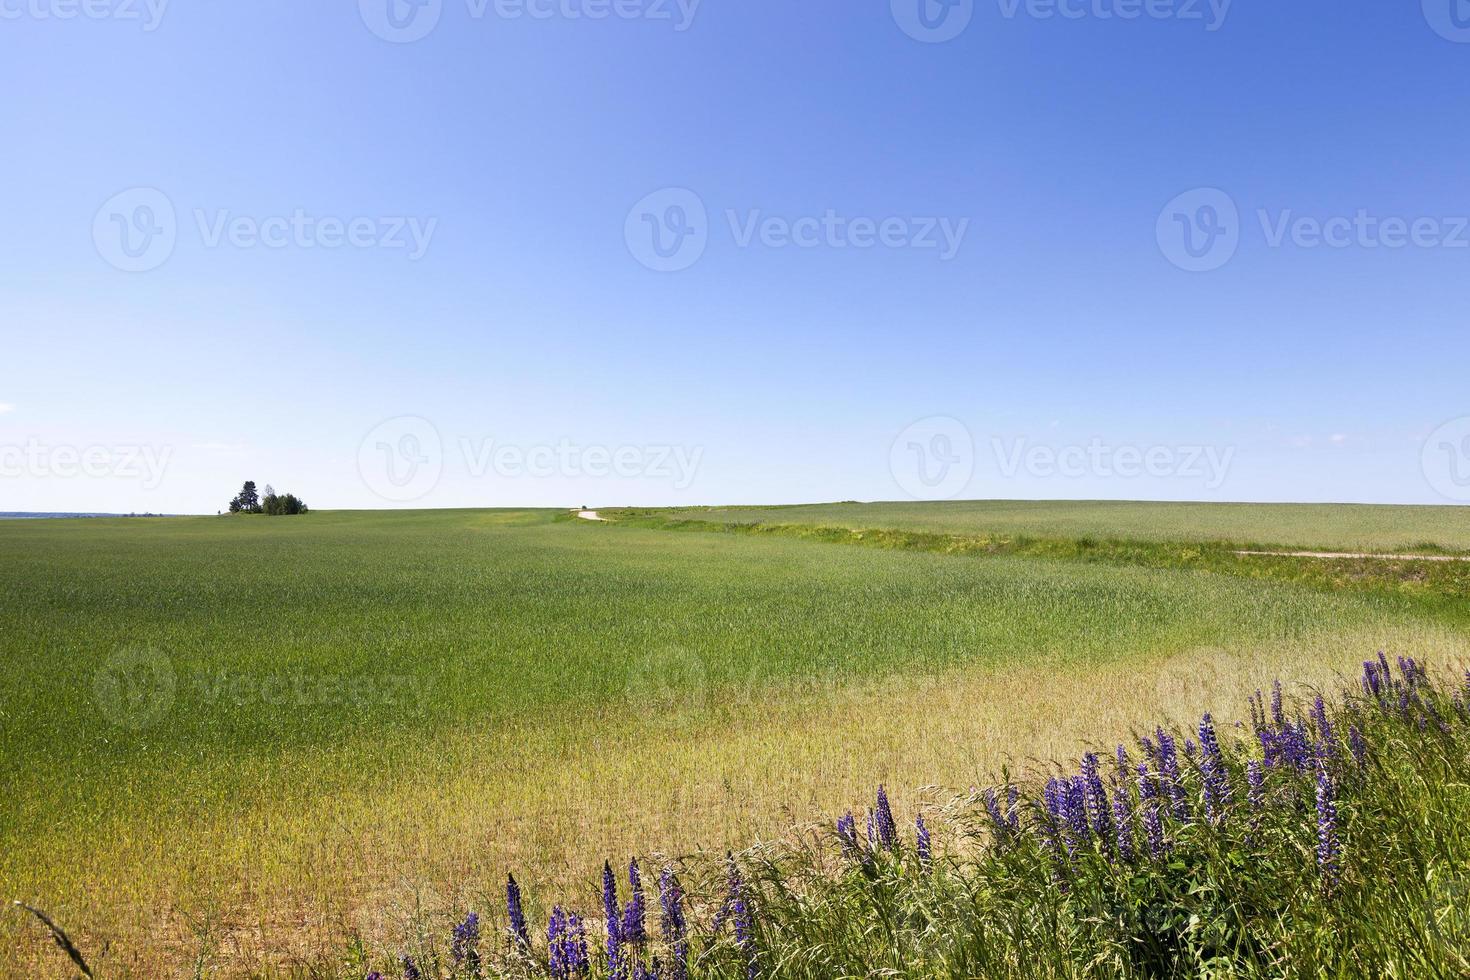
[631,500,1470,553]
[2,504,1468,977]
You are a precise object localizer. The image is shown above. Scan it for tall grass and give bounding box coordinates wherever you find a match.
[356,656,1470,980]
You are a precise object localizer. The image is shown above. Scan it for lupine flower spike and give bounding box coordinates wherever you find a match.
[506,873,530,949]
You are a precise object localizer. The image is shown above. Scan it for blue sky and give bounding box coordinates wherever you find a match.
[2,0,1469,512]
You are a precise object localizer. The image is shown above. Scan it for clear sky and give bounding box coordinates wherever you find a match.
[3,0,1469,513]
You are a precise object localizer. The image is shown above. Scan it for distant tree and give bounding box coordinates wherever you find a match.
[261,487,309,516]
[228,481,262,514]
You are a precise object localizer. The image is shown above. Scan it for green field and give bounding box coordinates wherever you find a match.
[629,500,1470,553]
[2,503,1467,976]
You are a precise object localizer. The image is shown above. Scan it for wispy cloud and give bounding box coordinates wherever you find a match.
[0,403,14,414]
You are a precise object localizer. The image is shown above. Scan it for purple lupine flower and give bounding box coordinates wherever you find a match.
[1183,739,1197,760]
[836,811,860,857]
[1080,753,1113,842]
[367,973,382,980]
[1258,726,1280,768]
[1115,744,1130,776]
[731,878,756,980]
[1249,690,1265,732]
[1111,792,1134,862]
[1198,714,1230,824]
[1138,733,1158,761]
[401,955,421,980]
[658,868,689,980]
[1141,802,1166,860]
[1377,651,1392,693]
[1135,763,1156,801]
[622,859,646,945]
[915,814,932,867]
[1312,696,1334,749]
[865,809,876,848]
[568,914,590,975]
[1362,660,1382,698]
[1037,781,1072,887]
[875,786,898,851]
[1271,680,1285,726]
[1398,656,1424,689]
[1063,776,1092,848]
[1043,778,1066,826]
[1315,765,1340,892]
[602,862,623,979]
[1279,722,1312,771]
[506,873,530,949]
[1155,729,1188,820]
[1006,785,1020,831]
[451,912,482,976]
[983,788,1007,836]
[549,906,576,980]
[1348,726,1367,767]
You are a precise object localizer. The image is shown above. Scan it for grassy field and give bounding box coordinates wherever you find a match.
[636,500,1470,553]
[2,504,1467,977]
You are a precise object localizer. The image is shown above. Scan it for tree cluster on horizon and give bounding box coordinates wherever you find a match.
[227,481,308,516]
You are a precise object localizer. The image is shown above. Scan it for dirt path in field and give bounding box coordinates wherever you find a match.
[1235,550,1470,562]
[577,510,606,522]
